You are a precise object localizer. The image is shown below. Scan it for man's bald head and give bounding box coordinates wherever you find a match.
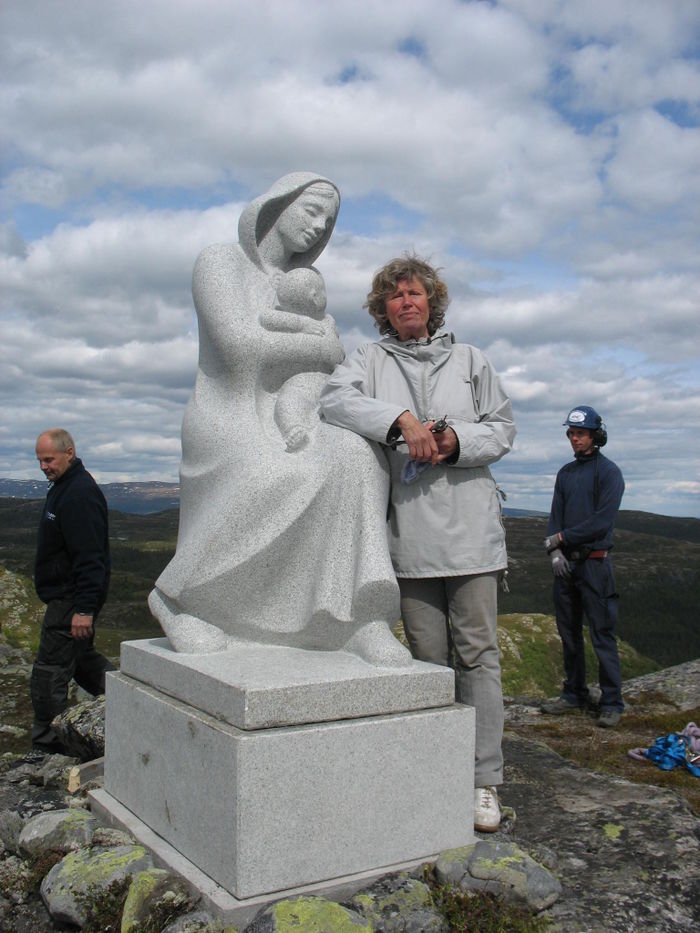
[36,429,76,482]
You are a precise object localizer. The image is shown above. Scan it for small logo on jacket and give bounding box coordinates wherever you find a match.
[46,511,56,521]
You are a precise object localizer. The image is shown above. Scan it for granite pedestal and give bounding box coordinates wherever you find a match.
[97,638,475,912]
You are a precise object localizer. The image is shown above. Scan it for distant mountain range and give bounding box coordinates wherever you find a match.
[6,478,700,538]
[2,478,553,518]
[0,479,180,515]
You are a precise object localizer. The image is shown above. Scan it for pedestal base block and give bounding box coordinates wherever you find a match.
[103,668,474,901]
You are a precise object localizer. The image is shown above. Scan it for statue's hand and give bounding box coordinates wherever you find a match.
[285,425,309,451]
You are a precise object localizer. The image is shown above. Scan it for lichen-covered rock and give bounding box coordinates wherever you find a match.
[5,752,77,787]
[91,826,135,848]
[18,807,96,858]
[121,867,196,932]
[51,696,106,761]
[162,907,231,931]
[350,872,446,932]
[435,839,562,912]
[245,895,371,931]
[34,753,79,788]
[502,732,700,930]
[0,853,33,904]
[40,843,153,926]
[0,808,24,853]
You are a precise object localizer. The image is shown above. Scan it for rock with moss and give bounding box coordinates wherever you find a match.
[162,908,233,931]
[34,753,80,788]
[121,867,197,932]
[435,840,562,911]
[51,697,106,761]
[18,807,96,858]
[5,752,77,788]
[40,843,153,926]
[245,895,371,931]
[349,872,447,931]
[90,826,135,848]
[0,808,24,853]
[0,853,33,903]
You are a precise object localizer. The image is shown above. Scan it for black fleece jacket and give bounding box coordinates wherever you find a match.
[34,458,111,614]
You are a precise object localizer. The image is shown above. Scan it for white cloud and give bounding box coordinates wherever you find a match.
[0,0,698,517]
[606,110,700,210]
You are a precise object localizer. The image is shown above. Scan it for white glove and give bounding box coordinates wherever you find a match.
[550,548,571,580]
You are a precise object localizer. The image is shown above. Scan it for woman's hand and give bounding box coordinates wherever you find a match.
[396,412,439,463]
[427,422,458,462]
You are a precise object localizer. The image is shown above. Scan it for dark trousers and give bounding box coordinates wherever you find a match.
[553,558,624,712]
[30,598,115,751]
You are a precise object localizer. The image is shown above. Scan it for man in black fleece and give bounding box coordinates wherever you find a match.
[31,428,114,753]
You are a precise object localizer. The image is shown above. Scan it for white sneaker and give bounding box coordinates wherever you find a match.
[474,786,501,833]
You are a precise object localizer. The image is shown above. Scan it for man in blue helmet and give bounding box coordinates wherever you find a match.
[541,406,625,728]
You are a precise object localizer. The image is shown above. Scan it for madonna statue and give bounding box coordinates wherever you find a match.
[149,173,410,667]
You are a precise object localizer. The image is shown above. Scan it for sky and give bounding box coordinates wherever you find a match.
[1,0,699,517]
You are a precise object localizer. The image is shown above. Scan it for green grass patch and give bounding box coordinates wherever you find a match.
[498,613,657,699]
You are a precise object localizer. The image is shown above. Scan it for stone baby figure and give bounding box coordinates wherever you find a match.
[260,267,333,451]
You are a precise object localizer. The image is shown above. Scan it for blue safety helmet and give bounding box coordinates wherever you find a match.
[563,406,607,447]
[563,405,602,430]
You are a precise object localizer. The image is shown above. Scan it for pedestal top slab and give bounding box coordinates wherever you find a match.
[119,638,454,730]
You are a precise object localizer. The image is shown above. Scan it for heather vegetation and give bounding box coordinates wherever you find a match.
[498,514,700,667]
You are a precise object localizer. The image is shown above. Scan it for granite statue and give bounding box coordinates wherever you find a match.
[148,173,410,666]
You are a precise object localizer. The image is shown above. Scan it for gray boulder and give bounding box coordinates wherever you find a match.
[349,872,447,931]
[18,807,96,858]
[435,839,562,911]
[90,825,135,848]
[51,696,106,761]
[162,909,227,932]
[40,843,153,926]
[121,867,197,932]
[0,808,24,854]
[245,895,370,931]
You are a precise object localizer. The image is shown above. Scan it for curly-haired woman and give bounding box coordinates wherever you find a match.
[320,254,516,832]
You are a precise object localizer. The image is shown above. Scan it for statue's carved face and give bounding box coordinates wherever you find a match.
[275,189,337,255]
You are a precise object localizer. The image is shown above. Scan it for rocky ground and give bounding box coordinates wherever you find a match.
[0,662,698,931]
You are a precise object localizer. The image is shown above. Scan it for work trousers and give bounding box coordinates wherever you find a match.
[553,557,624,712]
[30,598,114,751]
[398,572,504,788]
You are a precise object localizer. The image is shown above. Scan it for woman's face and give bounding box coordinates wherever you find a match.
[275,189,338,255]
[385,277,431,341]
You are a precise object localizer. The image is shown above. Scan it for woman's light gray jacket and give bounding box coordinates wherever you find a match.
[319,330,516,578]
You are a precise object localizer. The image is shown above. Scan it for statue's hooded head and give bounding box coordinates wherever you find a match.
[238,173,340,272]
